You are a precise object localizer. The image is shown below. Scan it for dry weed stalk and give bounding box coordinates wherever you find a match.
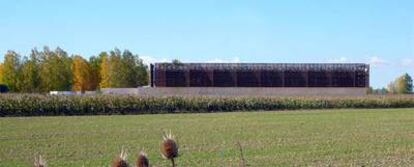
[237,141,246,167]
[34,155,46,167]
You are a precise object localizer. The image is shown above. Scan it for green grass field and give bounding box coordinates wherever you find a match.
[0,109,413,166]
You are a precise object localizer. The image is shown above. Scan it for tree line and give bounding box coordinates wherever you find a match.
[386,73,413,94]
[0,47,148,93]
[0,47,412,94]
[368,73,413,95]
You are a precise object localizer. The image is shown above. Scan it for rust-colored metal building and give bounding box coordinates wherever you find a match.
[150,63,369,88]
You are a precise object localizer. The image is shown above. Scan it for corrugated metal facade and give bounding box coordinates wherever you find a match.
[151,63,369,88]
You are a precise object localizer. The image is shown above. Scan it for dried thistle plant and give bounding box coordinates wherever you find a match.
[135,150,149,167]
[112,148,129,167]
[33,155,46,167]
[160,131,179,167]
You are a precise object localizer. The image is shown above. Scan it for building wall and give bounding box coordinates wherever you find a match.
[101,88,139,94]
[152,63,370,88]
[102,87,367,96]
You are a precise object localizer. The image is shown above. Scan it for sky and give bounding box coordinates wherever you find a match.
[0,0,413,88]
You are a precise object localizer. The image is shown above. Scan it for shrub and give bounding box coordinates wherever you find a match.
[0,94,413,116]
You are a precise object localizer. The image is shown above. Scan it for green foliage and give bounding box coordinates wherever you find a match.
[394,73,412,94]
[1,95,414,116]
[0,63,3,83]
[99,49,148,88]
[172,59,182,64]
[98,52,111,88]
[17,50,41,92]
[0,47,148,92]
[387,73,413,94]
[88,55,102,90]
[368,87,389,95]
[2,51,21,92]
[39,47,73,91]
[109,49,123,87]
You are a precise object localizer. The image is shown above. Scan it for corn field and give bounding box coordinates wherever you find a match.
[0,94,413,116]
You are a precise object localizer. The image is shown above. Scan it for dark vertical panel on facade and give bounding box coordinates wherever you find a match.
[150,64,154,87]
[284,71,307,87]
[255,70,262,87]
[154,69,166,87]
[355,67,368,87]
[208,70,214,86]
[186,69,190,87]
[260,70,283,87]
[327,71,333,87]
[308,71,330,87]
[331,71,355,87]
[237,70,259,87]
[165,70,186,87]
[190,69,212,86]
[213,70,235,87]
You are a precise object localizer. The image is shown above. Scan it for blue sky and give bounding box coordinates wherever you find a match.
[0,0,413,88]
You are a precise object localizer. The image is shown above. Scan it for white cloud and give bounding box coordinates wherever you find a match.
[325,55,394,68]
[140,55,169,65]
[400,58,414,67]
[327,56,348,63]
[140,55,242,65]
[206,56,241,63]
[367,56,388,67]
[337,57,348,62]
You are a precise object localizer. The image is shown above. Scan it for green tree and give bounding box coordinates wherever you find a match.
[387,82,396,94]
[39,47,72,92]
[0,63,3,84]
[172,59,182,64]
[136,56,148,86]
[89,55,103,90]
[2,51,21,92]
[119,49,148,87]
[394,73,413,94]
[17,49,41,92]
[109,49,123,87]
[98,49,148,88]
[99,52,111,88]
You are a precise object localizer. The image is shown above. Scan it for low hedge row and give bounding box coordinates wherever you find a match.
[1,94,414,116]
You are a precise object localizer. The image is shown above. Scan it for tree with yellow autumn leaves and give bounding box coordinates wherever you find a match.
[0,47,148,93]
[72,55,94,93]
